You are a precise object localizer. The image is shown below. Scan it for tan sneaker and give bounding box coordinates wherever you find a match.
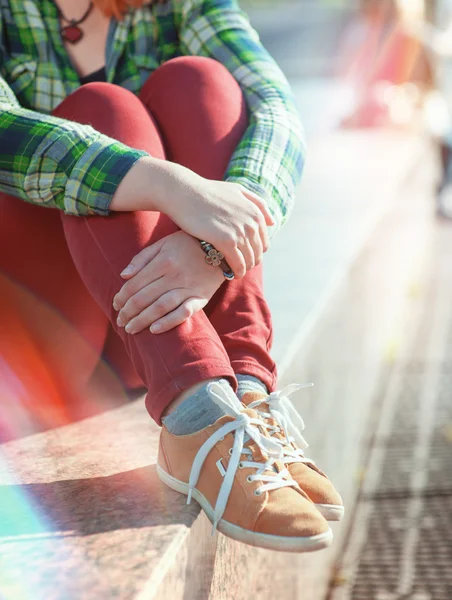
[242,385,345,522]
[157,382,333,553]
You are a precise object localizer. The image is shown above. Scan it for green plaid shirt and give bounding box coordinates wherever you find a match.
[0,0,304,233]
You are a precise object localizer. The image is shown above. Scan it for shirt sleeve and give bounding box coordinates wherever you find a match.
[0,75,147,215]
[177,0,306,235]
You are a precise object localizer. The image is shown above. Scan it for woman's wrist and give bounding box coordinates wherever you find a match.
[110,155,186,213]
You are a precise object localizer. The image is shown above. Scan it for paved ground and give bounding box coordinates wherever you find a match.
[328,220,452,600]
[253,5,452,598]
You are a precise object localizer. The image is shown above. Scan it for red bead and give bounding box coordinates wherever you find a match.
[62,25,83,44]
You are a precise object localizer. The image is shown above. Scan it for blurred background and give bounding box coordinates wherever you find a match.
[246,1,452,599]
[246,0,448,137]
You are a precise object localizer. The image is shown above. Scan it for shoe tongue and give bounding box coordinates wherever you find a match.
[209,383,285,470]
[208,380,244,416]
[242,391,290,444]
[241,391,269,407]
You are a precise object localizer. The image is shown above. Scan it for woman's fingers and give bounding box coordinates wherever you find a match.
[123,292,206,335]
[113,253,166,311]
[123,289,185,334]
[240,237,256,272]
[240,187,275,227]
[150,298,207,334]
[240,187,271,254]
[117,277,166,327]
[221,244,247,279]
[248,219,265,265]
[119,239,165,280]
[221,224,262,278]
[257,210,270,253]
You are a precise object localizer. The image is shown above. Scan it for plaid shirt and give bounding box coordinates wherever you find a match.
[0,0,304,233]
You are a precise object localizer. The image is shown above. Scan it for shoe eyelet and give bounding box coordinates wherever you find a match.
[228,448,233,456]
[238,462,244,469]
[246,475,253,483]
[254,489,263,497]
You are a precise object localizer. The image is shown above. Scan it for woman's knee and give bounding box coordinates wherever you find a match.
[140,56,245,113]
[139,57,247,177]
[147,55,237,85]
[53,83,166,157]
[53,82,138,120]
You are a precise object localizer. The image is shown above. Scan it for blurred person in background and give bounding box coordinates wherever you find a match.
[0,0,343,551]
[431,0,452,216]
[338,0,435,128]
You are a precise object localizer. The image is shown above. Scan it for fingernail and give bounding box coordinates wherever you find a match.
[150,323,161,333]
[125,323,135,334]
[120,265,134,277]
[117,316,124,327]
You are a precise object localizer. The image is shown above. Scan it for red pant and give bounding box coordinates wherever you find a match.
[0,57,276,427]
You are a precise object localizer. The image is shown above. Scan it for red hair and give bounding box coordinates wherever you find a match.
[93,0,150,19]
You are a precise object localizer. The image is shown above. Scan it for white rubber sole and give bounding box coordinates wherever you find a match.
[157,464,333,553]
[315,503,345,522]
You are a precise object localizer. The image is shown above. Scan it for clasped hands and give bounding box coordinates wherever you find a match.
[113,231,225,335]
[112,174,274,334]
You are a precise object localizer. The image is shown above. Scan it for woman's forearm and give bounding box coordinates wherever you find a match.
[110,156,163,212]
[109,153,274,279]
[109,155,203,213]
[0,74,147,215]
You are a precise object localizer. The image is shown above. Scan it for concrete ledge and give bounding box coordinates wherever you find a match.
[0,131,437,599]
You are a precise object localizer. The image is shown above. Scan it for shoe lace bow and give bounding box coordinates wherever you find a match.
[187,382,298,533]
[248,383,315,465]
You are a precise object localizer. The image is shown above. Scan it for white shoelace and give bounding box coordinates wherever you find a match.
[187,382,298,533]
[248,384,315,466]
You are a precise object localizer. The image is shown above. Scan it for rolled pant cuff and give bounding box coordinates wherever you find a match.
[230,359,277,394]
[147,364,237,425]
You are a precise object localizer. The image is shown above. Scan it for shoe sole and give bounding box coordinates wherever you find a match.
[157,463,333,553]
[315,504,345,522]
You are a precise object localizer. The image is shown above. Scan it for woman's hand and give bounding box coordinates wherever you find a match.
[159,163,275,279]
[110,157,275,279]
[113,231,225,335]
